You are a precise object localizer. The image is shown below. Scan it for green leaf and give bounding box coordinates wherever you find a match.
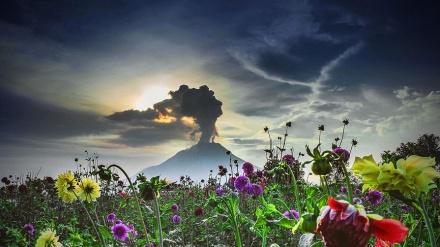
[310,241,324,247]
[277,217,297,229]
[291,217,303,234]
[98,226,112,240]
[306,186,319,198]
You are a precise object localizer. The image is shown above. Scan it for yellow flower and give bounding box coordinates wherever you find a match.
[55,171,78,203]
[396,155,440,195]
[36,229,63,247]
[352,155,440,196]
[76,177,101,203]
[351,155,381,192]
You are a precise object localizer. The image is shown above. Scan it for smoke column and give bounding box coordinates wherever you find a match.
[153,85,223,143]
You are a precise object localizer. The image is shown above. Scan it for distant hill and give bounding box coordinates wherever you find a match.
[136,142,246,182]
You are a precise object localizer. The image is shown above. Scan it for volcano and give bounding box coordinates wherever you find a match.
[136,142,246,182]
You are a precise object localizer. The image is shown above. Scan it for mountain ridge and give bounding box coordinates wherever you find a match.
[136,142,246,182]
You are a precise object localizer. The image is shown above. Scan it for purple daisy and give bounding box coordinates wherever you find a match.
[281,154,296,166]
[234,175,250,191]
[107,213,116,223]
[23,223,34,235]
[111,223,130,241]
[333,147,350,162]
[367,190,383,205]
[242,162,254,175]
[170,203,179,212]
[173,215,182,224]
[283,209,300,220]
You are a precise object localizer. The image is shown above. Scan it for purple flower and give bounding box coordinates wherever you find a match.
[171,193,176,198]
[242,162,254,175]
[215,187,224,196]
[354,188,361,195]
[333,148,350,162]
[234,175,250,191]
[128,224,135,232]
[281,154,296,166]
[116,219,123,224]
[283,209,300,220]
[339,186,348,194]
[111,223,130,241]
[170,203,179,212]
[23,223,34,235]
[367,190,383,205]
[255,170,264,178]
[173,215,182,224]
[107,213,116,223]
[251,184,263,196]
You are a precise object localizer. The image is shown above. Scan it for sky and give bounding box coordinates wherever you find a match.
[1,0,439,181]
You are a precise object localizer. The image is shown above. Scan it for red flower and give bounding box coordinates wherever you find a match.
[194,207,203,216]
[316,198,408,247]
[370,219,409,244]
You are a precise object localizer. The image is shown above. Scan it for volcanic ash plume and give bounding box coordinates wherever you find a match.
[153,85,223,143]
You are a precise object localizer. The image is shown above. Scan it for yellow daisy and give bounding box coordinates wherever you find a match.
[54,171,78,203]
[76,177,101,203]
[36,229,63,247]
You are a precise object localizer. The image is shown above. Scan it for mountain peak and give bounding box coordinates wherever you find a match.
[136,142,245,182]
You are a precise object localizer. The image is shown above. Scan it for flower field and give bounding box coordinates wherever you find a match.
[1,121,439,247]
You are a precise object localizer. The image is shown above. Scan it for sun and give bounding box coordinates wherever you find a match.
[137,85,170,110]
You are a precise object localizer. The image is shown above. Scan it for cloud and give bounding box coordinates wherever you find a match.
[0,88,114,140]
[106,85,223,145]
[374,89,440,136]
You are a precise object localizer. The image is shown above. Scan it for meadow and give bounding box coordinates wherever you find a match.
[1,121,439,247]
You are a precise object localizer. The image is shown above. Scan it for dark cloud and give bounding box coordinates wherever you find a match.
[256,38,347,82]
[233,138,266,145]
[310,0,440,91]
[0,87,114,139]
[236,83,311,117]
[106,85,223,144]
[113,122,191,147]
[106,109,158,126]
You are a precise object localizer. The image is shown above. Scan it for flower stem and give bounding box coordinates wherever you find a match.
[75,195,105,245]
[107,164,151,247]
[152,190,164,247]
[224,196,242,247]
[413,196,437,247]
[339,161,353,203]
[286,165,302,215]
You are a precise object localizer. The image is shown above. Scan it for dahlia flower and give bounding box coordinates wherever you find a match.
[234,175,250,191]
[111,223,130,241]
[76,177,101,203]
[55,171,78,203]
[316,198,408,247]
[352,155,440,196]
[281,154,296,166]
[242,162,255,175]
[36,229,63,247]
[333,148,350,162]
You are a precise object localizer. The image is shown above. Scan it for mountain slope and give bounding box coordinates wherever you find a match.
[136,142,246,182]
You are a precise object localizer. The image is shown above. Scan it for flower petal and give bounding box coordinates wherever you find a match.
[369,219,409,243]
[328,197,348,212]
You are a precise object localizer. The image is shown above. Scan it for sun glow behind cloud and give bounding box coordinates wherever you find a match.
[137,85,170,110]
